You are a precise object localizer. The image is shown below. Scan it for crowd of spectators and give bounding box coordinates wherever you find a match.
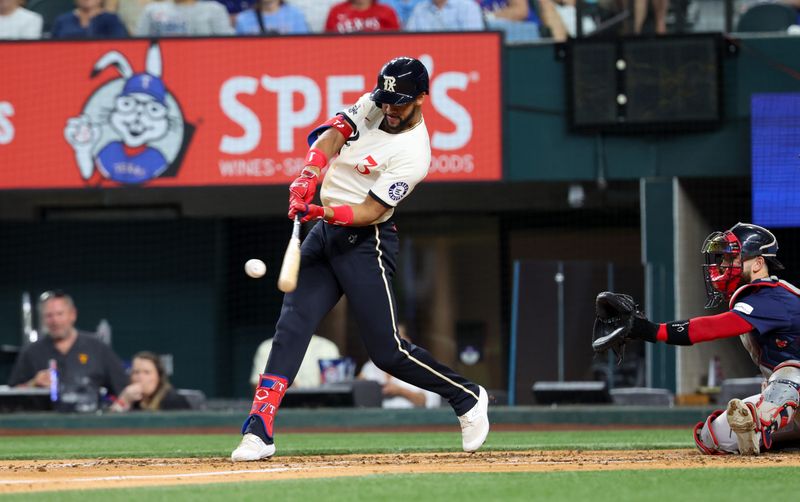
[7,290,191,413]
[1,0,798,45]
[0,0,551,41]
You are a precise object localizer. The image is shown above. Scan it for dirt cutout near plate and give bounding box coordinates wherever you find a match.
[1,450,798,494]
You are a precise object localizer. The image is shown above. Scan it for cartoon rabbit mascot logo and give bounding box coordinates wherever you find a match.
[64,42,193,185]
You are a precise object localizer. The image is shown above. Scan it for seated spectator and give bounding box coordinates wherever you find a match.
[51,0,128,39]
[250,334,340,389]
[0,0,43,39]
[382,0,424,26]
[106,0,154,34]
[406,0,484,31]
[7,291,128,400]
[285,0,339,32]
[480,0,543,41]
[537,0,595,41]
[235,0,308,34]
[136,0,234,37]
[633,0,667,34]
[110,351,191,411]
[358,325,440,408]
[216,0,257,14]
[325,0,400,33]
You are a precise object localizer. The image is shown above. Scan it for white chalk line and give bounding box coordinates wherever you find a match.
[0,466,298,486]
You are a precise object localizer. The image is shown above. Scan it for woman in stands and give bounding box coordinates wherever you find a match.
[111,351,191,411]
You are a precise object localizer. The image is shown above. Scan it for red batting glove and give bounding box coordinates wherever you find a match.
[289,168,318,206]
[288,201,325,223]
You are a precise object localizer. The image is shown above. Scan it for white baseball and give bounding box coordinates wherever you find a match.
[244,259,267,279]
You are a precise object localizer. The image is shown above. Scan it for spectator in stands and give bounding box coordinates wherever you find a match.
[51,0,128,39]
[382,0,423,26]
[216,0,257,15]
[110,351,191,411]
[235,0,308,34]
[633,0,667,34]
[405,0,484,31]
[358,325,441,408]
[325,0,400,33]
[8,291,128,399]
[480,0,543,41]
[0,0,42,39]
[106,0,154,34]
[286,0,338,32]
[250,334,340,389]
[537,0,596,41]
[136,0,234,37]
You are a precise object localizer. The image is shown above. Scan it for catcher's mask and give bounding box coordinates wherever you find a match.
[701,222,783,308]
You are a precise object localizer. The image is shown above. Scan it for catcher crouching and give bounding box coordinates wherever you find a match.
[593,222,800,455]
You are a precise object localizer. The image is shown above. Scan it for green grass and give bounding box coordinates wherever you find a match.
[3,469,798,501]
[0,429,693,460]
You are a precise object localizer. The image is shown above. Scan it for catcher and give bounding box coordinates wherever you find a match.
[593,222,800,455]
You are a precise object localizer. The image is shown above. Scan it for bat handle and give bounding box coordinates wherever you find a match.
[292,215,301,239]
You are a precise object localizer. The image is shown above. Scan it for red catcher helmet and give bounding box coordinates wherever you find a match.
[701,222,783,308]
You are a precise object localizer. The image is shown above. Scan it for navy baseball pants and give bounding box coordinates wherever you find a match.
[260,220,479,415]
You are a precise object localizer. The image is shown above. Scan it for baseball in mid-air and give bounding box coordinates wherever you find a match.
[244,259,267,279]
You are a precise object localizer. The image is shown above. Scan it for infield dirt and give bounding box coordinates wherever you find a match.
[1,449,798,494]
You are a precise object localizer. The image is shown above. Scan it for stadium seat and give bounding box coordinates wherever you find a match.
[736,2,797,32]
[26,0,76,36]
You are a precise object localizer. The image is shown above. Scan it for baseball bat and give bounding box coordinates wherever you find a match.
[277,216,302,293]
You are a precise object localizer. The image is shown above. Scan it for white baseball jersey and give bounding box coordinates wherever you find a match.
[319,93,430,224]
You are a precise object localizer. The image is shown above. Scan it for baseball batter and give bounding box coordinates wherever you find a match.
[593,223,800,455]
[231,57,490,461]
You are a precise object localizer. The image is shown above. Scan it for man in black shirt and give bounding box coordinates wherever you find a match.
[8,291,128,399]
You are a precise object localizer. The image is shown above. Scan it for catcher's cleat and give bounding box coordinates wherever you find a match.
[726,399,760,455]
[459,386,490,453]
[231,433,276,462]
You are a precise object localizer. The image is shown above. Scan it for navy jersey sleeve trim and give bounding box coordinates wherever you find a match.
[369,190,393,208]
[307,113,358,146]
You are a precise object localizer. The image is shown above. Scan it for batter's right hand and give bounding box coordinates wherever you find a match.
[289,168,319,206]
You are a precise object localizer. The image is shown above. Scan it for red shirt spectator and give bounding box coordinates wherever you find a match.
[325,0,400,33]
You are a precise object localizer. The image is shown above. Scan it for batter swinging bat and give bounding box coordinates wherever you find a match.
[277,216,302,293]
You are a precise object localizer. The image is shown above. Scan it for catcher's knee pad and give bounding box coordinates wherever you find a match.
[693,409,728,455]
[757,362,800,446]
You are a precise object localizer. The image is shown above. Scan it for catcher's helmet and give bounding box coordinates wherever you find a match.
[701,222,783,308]
[370,57,429,106]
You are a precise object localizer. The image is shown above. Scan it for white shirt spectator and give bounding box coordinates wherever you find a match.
[285,0,339,32]
[360,360,441,408]
[137,0,234,36]
[0,6,42,39]
[249,334,340,388]
[406,0,484,31]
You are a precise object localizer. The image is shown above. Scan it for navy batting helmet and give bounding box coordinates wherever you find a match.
[370,57,429,106]
[729,222,784,270]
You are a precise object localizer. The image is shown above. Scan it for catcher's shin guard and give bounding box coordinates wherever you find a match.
[693,409,727,455]
[755,362,800,449]
[242,374,288,440]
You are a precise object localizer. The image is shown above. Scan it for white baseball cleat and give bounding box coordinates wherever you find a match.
[726,399,759,455]
[459,386,490,452]
[231,433,276,461]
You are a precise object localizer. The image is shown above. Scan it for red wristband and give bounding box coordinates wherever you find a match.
[326,205,354,226]
[305,147,328,170]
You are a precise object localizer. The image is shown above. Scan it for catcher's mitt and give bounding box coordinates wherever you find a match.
[591,291,642,364]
